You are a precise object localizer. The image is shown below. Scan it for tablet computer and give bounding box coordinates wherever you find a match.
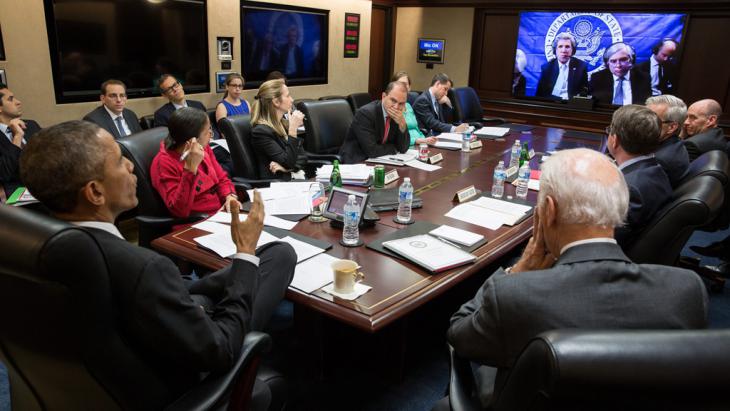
[323,187,369,224]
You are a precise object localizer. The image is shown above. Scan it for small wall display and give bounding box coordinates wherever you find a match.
[0,23,5,61]
[417,38,445,64]
[216,71,233,93]
[217,37,233,61]
[344,13,360,58]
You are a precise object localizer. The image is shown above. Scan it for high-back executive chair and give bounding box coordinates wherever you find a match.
[677,149,730,231]
[117,127,206,248]
[449,87,504,126]
[0,205,275,411]
[347,92,372,114]
[318,95,347,102]
[448,329,730,411]
[139,114,155,130]
[298,99,353,155]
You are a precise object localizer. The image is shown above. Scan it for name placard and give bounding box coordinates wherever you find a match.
[528,148,535,159]
[453,185,479,203]
[469,140,483,149]
[505,165,518,178]
[429,153,443,164]
[384,169,399,185]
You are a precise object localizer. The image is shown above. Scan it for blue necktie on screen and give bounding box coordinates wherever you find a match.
[613,77,625,106]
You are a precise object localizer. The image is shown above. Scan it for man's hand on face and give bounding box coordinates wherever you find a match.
[7,118,26,147]
[230,191,265,255]
[386,104,407,132]
[510,209,556,273]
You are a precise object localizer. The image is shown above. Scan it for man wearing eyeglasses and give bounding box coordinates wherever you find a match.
[83,79,142,140]
[589,42,651,106]
[645,94,689,187]
[154,74,209,129]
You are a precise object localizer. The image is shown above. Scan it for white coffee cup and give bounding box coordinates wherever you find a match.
[331,259,364,294]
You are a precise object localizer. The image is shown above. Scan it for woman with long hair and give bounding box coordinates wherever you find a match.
[215,73,251,123]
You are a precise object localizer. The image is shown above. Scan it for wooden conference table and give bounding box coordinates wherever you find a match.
[152,125,605,333]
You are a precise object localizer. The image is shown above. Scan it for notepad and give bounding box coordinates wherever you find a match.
[434,141,462,150]
[445,197,532,230]
[382,234,476,273]
[429,225,484,247]
[194,230,279,258]
[474,127,510,137]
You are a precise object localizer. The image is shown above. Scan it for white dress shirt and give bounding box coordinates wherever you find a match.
[650,55,661,96]
[0,123,26,146]
[103,105,131,136]
[551,61,570,100]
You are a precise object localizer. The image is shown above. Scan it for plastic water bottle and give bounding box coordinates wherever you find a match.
[342,194,360,245]
[516,163,530,199]
[509,139,521,168]
[461,132,471,152]
[396,177,414,222]
[491,160,506,198]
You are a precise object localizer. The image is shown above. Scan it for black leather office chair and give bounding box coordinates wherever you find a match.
[0,205,277,411]
[139,114,155,130]
[117,127,206,248]
[318,95,347,102]
[450,87,505,126]
[218,115,284,188]
[293,98,314,112]
[347,92,372,113]
[407,91,420,106]
[677,150,730,230]
[625,175,724,265]
[298,99,353,155]
[448,329,730,411]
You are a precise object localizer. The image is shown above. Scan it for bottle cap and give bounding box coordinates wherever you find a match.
[404,177,411,182]
[348,194,355,201]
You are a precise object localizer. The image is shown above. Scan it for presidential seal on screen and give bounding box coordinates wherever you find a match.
[544,13,623,72]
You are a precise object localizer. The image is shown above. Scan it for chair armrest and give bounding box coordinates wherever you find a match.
[448,344,483,411]
[136,213,207,227]
[231,176,283,189]
[164,332,272,411]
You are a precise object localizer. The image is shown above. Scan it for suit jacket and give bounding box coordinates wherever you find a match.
[413,90,453,135]
[655,134,689,187]
[338,100,410,164]
[635,59,678,96]
[448,242,708,405]
[84,227,259,410]
[615,158,673,248]
[1,119,41,197]
[683,127,726,162]
[277,44,304,77]
[251,123,303,180]
[83,105,142,140]
[153,99,207,128]
[535,57,589,99]
[589,67,652,106]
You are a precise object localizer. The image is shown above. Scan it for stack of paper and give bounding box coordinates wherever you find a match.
[365,152,417,166]
[445,197,532,230]
[433,141,463,150]
[429,225,484,246]
[244,186,310,215]
[316,164,373,185]
[291,253,339,293]
[474,127,510,137]
[436,132,466,142]
[208,211,298,230]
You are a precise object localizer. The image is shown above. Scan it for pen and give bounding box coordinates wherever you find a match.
[179,150,191,161]
[436,236,462,249]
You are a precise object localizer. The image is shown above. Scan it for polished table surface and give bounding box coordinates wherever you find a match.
[152,126,604,332]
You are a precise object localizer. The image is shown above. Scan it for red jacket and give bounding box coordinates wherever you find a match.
[151,142,235,218]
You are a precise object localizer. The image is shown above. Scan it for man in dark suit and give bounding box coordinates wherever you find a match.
[682,99,725,161]
[19,120,296,409]
[154,74,209,128]
[83,79,142,139]
[439,147,707,410]
[0,84,41,198]
[645,94,690,187]
[607,105,672,248]
[535,32,588,100]
[339,81,411,164]
[589,42,651,106]
[635,39,679,96]
[413,73,468,135]
[277,26,304,78]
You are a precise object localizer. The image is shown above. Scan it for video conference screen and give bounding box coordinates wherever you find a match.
[242,2,328,88]
[513,12,688,106]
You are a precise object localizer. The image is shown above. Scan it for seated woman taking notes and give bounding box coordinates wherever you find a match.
[392,71,437,147]
[151,107,237,218]
[250,79,306,181]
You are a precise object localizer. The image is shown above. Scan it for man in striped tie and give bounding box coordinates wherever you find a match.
[83,79,142,140]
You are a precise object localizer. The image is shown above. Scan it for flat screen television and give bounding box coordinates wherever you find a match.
[242,1,328,88]
[417,38,445,64]
[512,12,688,106]
[0,23,5,61]
[43,0,209,103]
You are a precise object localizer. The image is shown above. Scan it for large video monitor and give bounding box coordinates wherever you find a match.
[43,0,209,103]
[242,1,329,88]
[512,12,688,106]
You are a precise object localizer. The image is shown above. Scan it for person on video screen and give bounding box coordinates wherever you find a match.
[589,42,651,106]
[278,26,304,78]
[635,39,679,96]
[536,32,588,100]
[512,49,527,97]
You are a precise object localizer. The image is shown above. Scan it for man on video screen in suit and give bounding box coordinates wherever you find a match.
[635,39,679,96]
[590,42,651,106]
[536,32,588,100]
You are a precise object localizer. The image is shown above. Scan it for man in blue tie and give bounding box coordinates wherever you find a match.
[83,79,143,140]
[589,42,651,106]
[413,73,469,135]
[0,83,41,198]
[535,32,588,100]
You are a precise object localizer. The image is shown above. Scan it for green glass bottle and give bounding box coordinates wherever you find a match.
[330,159,343,188]
[519,142,529,168]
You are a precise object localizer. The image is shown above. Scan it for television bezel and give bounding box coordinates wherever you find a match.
[417,38,446,64]
[0,23,5,61]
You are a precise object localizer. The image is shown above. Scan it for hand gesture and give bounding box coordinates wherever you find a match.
[230,191,265,255]
[386,104,407,131]
[510,209,556,273]
[288,109,305,135]
[7,118,26,147]
[454,123,469,133]
[182,137,205,173]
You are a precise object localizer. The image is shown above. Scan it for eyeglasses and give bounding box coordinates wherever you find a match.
[608,56,631,65]
[161,81,181,94]
[228,83,244,89]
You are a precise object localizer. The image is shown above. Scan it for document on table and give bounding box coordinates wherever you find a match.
[192,220,232,236]
[291,253,339,293]
[434,141,462,150]
[474,127,510,137]
[445,197,532,230]
[245,188,311,215]
[404,159,441,171]
[194,230,279,258]
[365,152,417,166]
[436,132,466,142]
[429,225,484,246]
[278,236,325,263]
[382,234,476,273]
[207,211,298,230]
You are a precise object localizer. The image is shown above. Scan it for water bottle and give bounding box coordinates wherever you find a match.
[461,131,471,152]
[509,139,521,168]
[516,163,530,199]
[342,194,360,245]
[491,160,506,198]
[396,177,414,222]
[330,159,342,189]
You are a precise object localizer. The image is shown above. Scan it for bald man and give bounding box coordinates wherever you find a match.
[682,99,726,161]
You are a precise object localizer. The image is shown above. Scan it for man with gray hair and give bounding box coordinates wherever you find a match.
[442,148,707,410]
[589,42,651,106]
[646,94,690,186]
[682,98,725,161]
[536,32,588,100]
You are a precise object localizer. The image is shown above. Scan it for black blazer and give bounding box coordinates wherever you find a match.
[535,57,589,99]
[1,119,41,197]
[684,127,727,162]
[615,157,673,248]
[589,67,652,106]
[413,90,453,135]
[83,105,142,140]
[276,44,304,77]
[338,100,410,164]
[635,59,678,96]
[250,123,303,180]
[153,99,207,128]
[655,134,689,187]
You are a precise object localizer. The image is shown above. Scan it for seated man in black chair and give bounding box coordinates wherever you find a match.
[438,148,707,411]
[20,120,296,410]
[681,98,725,161]
[83,79,142,139]
[413,73,469,135]
[645,94,690,187]
[0,83,42,199]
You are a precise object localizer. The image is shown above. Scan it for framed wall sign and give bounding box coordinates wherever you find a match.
[344,13,360,58]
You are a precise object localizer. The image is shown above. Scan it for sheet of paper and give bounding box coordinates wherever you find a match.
[406,149,420,157]
[429,225,484,246]
[445,203,505,230]
[269,181,318,194]
[207,211,298,230]
[263,195,311,215]
[528,179,540,191]
[404,159,442,171]
[383,234,475,271]
[434,141,462,150]
[193,230,279,259]
[192,220,232,235]
[436,132,465,142]
[470,197,532,216]
[474,127,510,137]
[209,139,230,152]
[278,236,325,263]
[291,253,339,293]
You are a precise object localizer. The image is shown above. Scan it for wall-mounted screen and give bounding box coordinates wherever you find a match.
[417,38,445,64]
[242,1,328,88]
[513,12,688,106]
[0,23,5,61]
[43,0,209,103]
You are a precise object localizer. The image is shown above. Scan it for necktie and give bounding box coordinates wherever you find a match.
[658,65,664,84]
[433,100,440,120]
[382,117,391,144]
[613,76,625,106]
[115,116,128,137]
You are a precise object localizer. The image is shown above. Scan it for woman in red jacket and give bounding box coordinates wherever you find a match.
[151,107,237,218]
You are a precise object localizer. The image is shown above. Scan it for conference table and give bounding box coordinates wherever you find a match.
[152,125,605,334]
